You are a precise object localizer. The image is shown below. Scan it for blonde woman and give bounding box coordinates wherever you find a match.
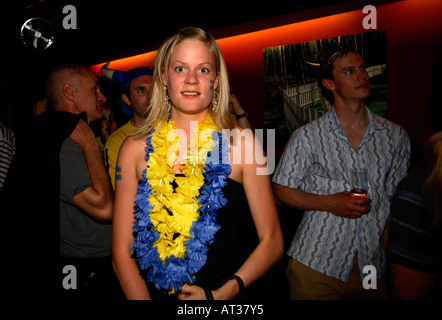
[112,27,283,300]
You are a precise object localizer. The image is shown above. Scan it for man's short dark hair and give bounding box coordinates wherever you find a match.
[318,42,357,102]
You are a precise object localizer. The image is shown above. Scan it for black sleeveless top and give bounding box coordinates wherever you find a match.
[194,178,258,289]
[147,177,258,298]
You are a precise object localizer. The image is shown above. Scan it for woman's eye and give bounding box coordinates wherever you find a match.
[175,66,185,73]
[200,68,209,74]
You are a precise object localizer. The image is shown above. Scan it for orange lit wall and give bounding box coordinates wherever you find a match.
[90,0,442,146]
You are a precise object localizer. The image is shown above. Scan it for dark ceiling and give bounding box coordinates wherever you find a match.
[2,0,398,126]
[11,0,366,66]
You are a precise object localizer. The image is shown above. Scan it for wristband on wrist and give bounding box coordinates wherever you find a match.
[222,274,245,299]
[202,286,214,300]
[234,112,248,119]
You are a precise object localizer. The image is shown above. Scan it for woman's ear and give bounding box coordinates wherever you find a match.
[161,68,168,86]
[213,72,219,90]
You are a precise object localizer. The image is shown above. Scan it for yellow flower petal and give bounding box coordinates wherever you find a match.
[146,115,219,262]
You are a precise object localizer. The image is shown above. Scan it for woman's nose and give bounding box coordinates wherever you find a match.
[185,70,198,84]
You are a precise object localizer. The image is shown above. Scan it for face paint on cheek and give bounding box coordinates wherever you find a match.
[210,80,214,91]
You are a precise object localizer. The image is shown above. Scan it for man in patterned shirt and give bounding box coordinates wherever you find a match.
[272,42,410,299]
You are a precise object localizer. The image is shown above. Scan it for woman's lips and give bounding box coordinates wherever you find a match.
[181,91,200,98]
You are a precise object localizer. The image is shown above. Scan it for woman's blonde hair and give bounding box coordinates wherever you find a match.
[134,27,236,139]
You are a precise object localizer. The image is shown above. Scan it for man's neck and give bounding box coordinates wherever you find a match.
[334,100,367,129]
[131,113,145,127]
[54,104,90,124]
[334,100,368,151]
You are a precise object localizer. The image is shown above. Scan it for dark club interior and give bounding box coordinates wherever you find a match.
[1,0,441,311]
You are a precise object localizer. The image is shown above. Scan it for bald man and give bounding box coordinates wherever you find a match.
[26,64,119,299]
[45,65,106,124]
[45,64,113,222]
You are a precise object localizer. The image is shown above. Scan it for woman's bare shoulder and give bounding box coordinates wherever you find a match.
[119,135,147,157]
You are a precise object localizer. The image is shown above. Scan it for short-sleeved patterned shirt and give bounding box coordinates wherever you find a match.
[272,107,410,281]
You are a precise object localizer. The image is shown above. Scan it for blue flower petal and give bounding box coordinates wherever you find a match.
[131,127,231,292]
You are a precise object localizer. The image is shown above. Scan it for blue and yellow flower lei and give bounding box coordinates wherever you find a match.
[132,115,231,293]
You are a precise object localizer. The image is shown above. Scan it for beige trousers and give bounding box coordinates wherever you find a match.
[286,257,388,300]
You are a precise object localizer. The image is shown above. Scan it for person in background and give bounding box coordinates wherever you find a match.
[32,98,49,118]
[0,121,15,191]
[229,93,252,130]
[388,131,442,299]
[101,63,154,189]
[23,64,117,299]
[272,42,410,299]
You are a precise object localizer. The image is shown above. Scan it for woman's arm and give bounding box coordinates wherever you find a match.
[112,136,151,300]
[180,128,284,300]
[218,129,283,299]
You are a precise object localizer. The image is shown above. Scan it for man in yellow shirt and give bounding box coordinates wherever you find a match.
[102,63,153,189]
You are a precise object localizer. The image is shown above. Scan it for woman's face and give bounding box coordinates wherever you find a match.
[163,39,219,119]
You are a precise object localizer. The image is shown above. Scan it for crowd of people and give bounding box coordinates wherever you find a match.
[1,27,440,301]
